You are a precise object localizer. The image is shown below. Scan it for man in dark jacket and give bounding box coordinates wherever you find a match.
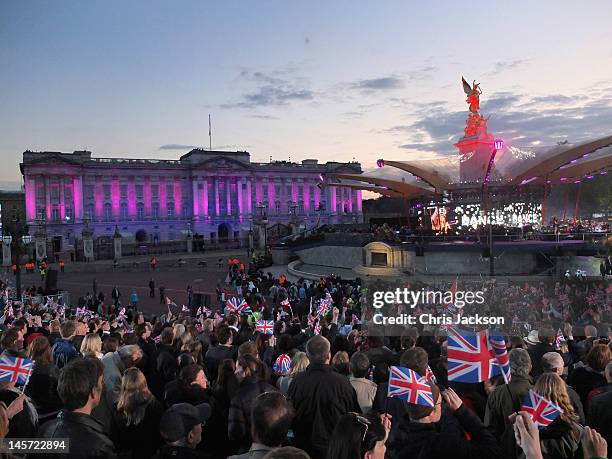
[204,326,236,382]
[135,323,156,376]
[527,328,556,378]
[541,351,585,424]
[287,335,361,458]
[587,361,612,451]
[149,327,178,399]
[388,386,500,459]
[39,357,117,458]
[51,321,80,369]
[228,355,277,453]
[485,348,532,459]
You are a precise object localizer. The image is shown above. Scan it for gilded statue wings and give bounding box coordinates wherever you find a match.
[462,76,474,96]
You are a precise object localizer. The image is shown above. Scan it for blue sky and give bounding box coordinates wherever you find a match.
[1,0,612,185]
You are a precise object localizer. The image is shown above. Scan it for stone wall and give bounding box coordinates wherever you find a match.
[294,245,362,269]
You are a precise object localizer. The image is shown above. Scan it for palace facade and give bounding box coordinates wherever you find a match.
[20,149,363,251]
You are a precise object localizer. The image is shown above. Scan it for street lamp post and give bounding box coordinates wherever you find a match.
[256,203,269,251]
[5,215,32,300]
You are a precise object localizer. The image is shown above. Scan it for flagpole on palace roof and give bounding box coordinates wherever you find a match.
[209,114,212,151]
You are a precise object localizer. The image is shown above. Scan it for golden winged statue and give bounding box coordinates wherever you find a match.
[462,76,481,113]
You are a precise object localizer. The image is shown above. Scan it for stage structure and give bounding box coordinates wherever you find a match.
[324,77,612,231]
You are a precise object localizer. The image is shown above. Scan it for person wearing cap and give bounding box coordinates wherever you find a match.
[155,402,211,459]
[39,357,117,458]
[484,348,533,459]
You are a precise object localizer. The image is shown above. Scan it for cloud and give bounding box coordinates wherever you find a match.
[389,88,612,156]
[485,59,529,76]
[304,37,310,45]
[352,76,404,91]
[222,69,314,109]
[159,144,197,150]
[247,114,279,120]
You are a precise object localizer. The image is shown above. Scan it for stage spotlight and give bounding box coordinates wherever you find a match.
[494,139,504,150]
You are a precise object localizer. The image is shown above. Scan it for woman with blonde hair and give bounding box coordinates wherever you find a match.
[113,367,163,458]
[277,351,309,394]
[533,372,582,459]
[79,333,103,359]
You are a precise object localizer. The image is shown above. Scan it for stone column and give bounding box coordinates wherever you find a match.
[226,177,232,216]
[246,178,252,215]
[237,177,243,216]
[73,176,84,221]
[215,178,220,216]
[59,176,66,220]
[192,177,199,219]
[202,178,209,217]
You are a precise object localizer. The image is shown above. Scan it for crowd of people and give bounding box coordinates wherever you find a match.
[0,261,610,459]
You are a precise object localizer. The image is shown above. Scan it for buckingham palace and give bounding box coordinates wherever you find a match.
[19,149,363,255]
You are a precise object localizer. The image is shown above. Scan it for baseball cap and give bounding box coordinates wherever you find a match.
[159,403,211,442]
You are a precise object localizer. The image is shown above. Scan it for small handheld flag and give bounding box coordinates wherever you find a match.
[521,389,563,429]
[256,320,274,335]
[273,354,291,375]
[425,365,437,385]
[387,366,434,407]
[182,305,190,313]
[0,355,33,385]
[226,297,251,314]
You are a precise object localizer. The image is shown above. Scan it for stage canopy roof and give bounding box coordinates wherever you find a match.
[327,134,612,198]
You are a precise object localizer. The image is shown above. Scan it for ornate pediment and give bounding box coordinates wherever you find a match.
[196,156,251,171]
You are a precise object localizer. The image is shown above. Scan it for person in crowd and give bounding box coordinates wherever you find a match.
[102,336,120,355]
[156,402,211,459]
[100,345,142,402]
[135,323,155,374]
[288,335,361,458]
[112,367,164,459]
[0,328,25,359]
[228,391,295,459]
[150,327,178,398]
[277,351,309,395]
[541,351,585,424]
[262,447,311,459]
[587,360,612,453]
[51,320,80,369]
[39,357,117,458]
[485,348,533,459]
[567,343,611,408]
[26,336,62,423]
[228,354,277,453]
[363,329,396,368]
[80,333,103,359]
[332,351,351,376]
[47,319,61,346]
[527,328,556,378]
[349,352,377,413]
[327,411,390,459]
[532,372,583,459]
[205,325,235,382]
[164,363,210,406]
[389,386,500,459]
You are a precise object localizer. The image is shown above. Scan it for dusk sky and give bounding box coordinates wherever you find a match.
[2,0,612,187]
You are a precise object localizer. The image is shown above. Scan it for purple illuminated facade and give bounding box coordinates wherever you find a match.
[20,149,363,248]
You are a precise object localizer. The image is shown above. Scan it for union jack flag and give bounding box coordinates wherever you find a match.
[555,329,566,350]
[117,307,127,321]
[280,298,291,308]
[425,365,437,385]
[153,335,161,344]
[521,389,563,429]
[195,307,202,317]
[181,305,190,313]
[166,297,177,307]
[0,355,33,385]
[226,297,251,314]
[256,320,274,335]
[313,320,321,335]
[387,366,434,407]
[214,312,223,321]
[317,301,331,317]
[273,354,291,375]
[442,277,459,311]
[447,327,510,383]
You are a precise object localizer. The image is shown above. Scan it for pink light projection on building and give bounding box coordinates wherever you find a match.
[128,179,136,217]
[174,180,182,216]
[159,179,167,217]
[291,182,297,203]
[73,177,83,220]
[268,180,275,213]
[356,190,363,212]
[202,180,209,217]
[255,180,263,205]
[246,179,252,215]
[349,188,353,213]
[144,178,152,215]
[111,178,120,217]
[303,183,310,212]
[214,179,220,216]
[315,184,321,210]
[237,179,243,215]
[25,177,36,221]
[330,186,337,213]
[95,182,103,219]
[226,178,232,216]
